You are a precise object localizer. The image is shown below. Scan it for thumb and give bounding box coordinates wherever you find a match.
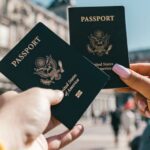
[24,88,64,106]
[112,64,150,99]
[42,89,64,106]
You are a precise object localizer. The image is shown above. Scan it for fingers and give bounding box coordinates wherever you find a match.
[130,63,150,76]
[112,64,150,99]
[115,87,133,93]
[25,135,48,150]
[1,88,64,106]
[134,93,150,118]
[135,93,147,112]
[138,106,150,118]
[115,63,150,93]
[1,91,18,98]
[43,89,64,106]
[0,91,18,104]
[44,116,60,133]
[47,124,84,150]
[24,88,64,106]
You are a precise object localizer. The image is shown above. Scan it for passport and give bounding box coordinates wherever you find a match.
[69,6,129,88]
[0,22,109,129]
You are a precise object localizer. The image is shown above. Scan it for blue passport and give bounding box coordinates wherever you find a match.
[0,23,109,129]
[69,6,129,89]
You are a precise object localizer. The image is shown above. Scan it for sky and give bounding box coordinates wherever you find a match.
[32,0,150,51]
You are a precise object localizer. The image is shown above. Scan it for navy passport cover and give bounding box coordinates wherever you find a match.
[69,6,129,88]
[0,23,109,129]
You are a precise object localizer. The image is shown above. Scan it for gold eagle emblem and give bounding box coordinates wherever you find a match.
[87,30,112,56]
[34,55,64,86]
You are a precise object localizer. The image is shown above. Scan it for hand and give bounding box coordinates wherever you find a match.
[112,63,150,118]
[0,88,84,150]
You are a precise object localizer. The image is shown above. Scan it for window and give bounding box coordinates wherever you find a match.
[0,24,9,48]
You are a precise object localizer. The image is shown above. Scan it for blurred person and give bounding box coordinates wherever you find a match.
[121,99,136,142]
[139,120,150,150]
[130,111,147,150]
[0,88,84,150]
[130,135,141,150]
[134,110,142,129]
[91,104,98,124]
[110,108,121,145]
[100,111,107,124]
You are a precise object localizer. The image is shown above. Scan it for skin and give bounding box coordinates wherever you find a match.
[113,63,150,118]
[1,63,149,149]
[0,88,84,150]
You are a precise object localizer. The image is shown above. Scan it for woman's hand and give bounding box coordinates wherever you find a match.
[0,88,84,150]
[112,63,150,117]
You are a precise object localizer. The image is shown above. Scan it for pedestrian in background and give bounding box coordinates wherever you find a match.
[110,108,121,146]
[121,99,136,143]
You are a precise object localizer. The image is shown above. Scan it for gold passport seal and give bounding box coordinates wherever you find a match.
[34,55,64,86]
[87,30,112,56]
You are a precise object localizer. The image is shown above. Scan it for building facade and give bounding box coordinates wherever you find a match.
[129,49,150,63]
[0,0,69,91]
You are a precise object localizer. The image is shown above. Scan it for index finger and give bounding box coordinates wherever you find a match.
[114,87,133,93]
[130,63,150,76]
[24,88,64,106]
[113,64,150,99]
[44,116,60,133]
[115,63,150,93]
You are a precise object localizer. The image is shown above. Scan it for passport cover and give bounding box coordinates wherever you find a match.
[69,6,129,88]
[0,22,109,129]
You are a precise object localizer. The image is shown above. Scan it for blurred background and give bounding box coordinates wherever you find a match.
[0,0,150,150]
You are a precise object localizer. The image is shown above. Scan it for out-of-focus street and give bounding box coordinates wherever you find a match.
[47,119,137,150]
[65,123,129,150]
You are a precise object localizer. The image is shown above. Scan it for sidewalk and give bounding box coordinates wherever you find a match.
[47,119,130,150]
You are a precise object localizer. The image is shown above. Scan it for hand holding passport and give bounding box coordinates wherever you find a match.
[0,6,129,129]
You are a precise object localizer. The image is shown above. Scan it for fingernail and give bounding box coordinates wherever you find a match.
[112,64,131,79]
[138,100,147,111]
[55,90,64,101]
[145,111,150,118]
[75,124,83,131]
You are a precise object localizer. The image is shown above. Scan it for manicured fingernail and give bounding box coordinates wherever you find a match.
[112,64,131,79]
[145,111,150,118]
[138,100,147,111]
[55,90,64,101]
